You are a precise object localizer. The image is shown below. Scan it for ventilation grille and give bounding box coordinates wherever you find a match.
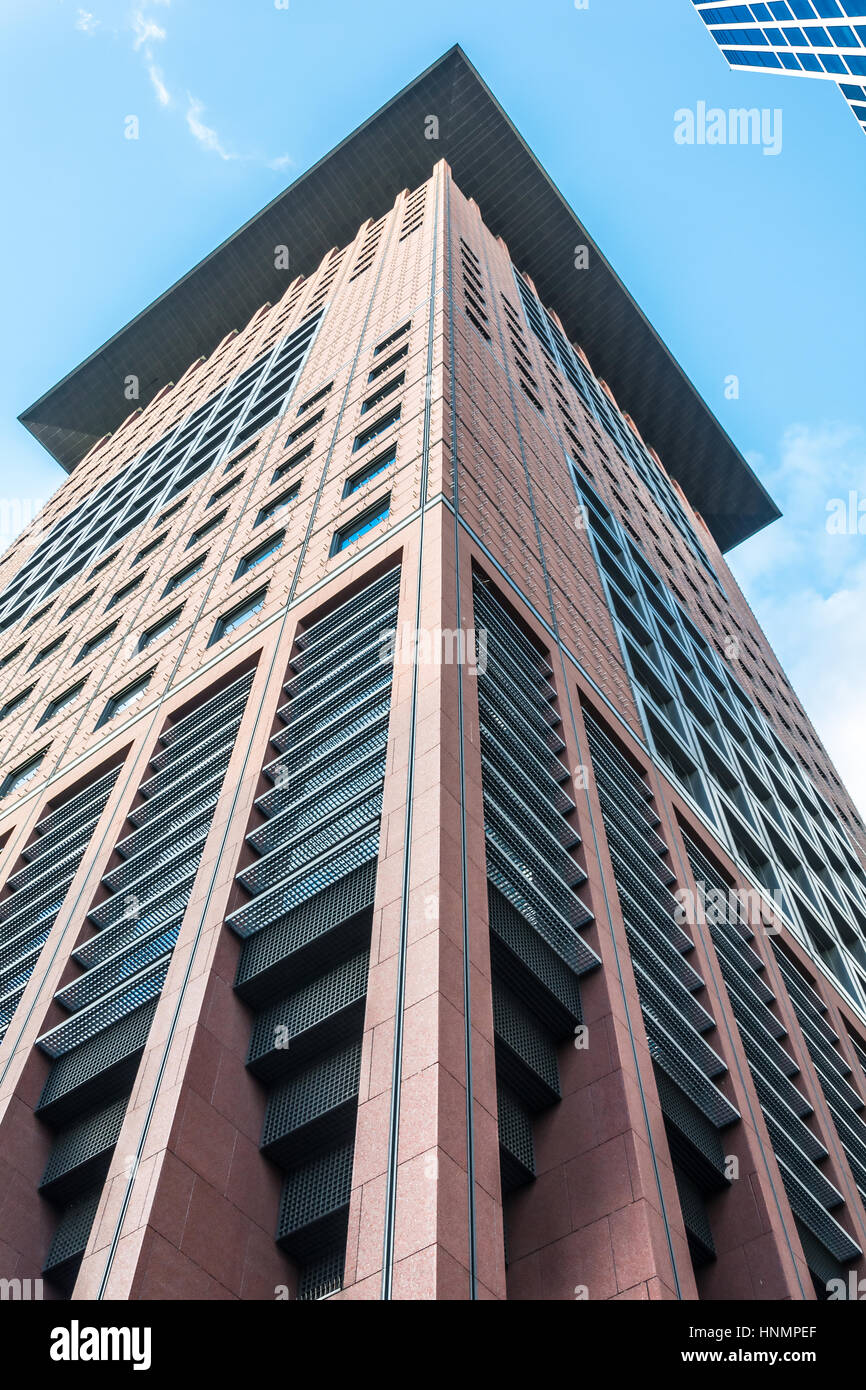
[37,669,254,1292]
[473,579,598,1264]
[586,716,739,1274]
[684,833,862,1276]
[0,766,121,1046]
[231,565,400,1297]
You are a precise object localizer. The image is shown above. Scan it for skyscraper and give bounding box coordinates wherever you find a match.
[691,1,866,134]
[1,47,865,1303]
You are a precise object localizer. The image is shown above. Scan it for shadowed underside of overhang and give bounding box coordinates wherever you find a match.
[17,45,780,552]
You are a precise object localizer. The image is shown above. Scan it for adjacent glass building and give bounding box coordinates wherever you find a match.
[692,0,866,132]
[0,48,865,1302]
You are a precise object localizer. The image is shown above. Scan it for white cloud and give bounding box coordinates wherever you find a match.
[185,95,238,161]
[73,4,290,167]
[132,9,166,49]
[146,61,170,106]
[731,421,866,817]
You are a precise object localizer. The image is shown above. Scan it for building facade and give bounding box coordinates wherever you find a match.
[692,0,866,133]
[1,50,866,1302]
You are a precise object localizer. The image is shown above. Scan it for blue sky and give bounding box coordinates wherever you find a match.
[0,0,864,808]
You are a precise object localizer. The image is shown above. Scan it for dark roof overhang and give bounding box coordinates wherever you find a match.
[18,45,779,551]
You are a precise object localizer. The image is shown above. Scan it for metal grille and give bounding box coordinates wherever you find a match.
[235,863,376,1006]
[684,833,863,1269]
[673,1166,716,1266]
[36,999,158,1125]
[247,952,369,1081]
[587,718,738,1136]
[488,884,582,1033]
[297,1247,345,1301]
[773,941,866,1215]
[0,765,120,1045]
[277,1142,354,1254]
[37,670,254,1287]
[229,566,400,1295]
[262,1042,362,1164]
[40,1096,128,1200]
[43,1186,103,1281]
[497,1085,535,1192]
[474,580,598,1238]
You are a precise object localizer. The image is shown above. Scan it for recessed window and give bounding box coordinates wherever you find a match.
[224,440,260,473]
[39,679,86,726]
[163,555,206,597]
[24,602,53,630]
[1,751,46,798]
[76,622,117,664]
[107,574,143,610]
[360,373,405,415]
[0,687,33,721]
[284,410,323,448]
[155,497,186,528]
[296,381,333,415]
[367,344,408,382]
[344,443,396,497]
[236,531,285,579]
[139,607,183,651]
[209,588,268,645]
[353,406,401,453]
[273,441,313,483]
[207,474,244,508]
[331,494,390,556]
[187,509,227,548]
[62,590,95,619]
[98,671,153,727]
[373,322,410,356]
[135,533,167,566]
[30,634,66,669]
[89,549,120,578]
[0,644,24,670]
[466,308,491,341]
[255,485,299,527]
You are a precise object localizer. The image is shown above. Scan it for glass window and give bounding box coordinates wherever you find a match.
[296,381,333,414]
[76,623,117,663]
[368,344,408,382]
[209,588,268,645]
[331,494,391,555]
[107,575,143,610]
[163,554,206,596]
[353,406,401,453]
[360,373,404,415]
[39,680,86,725]
[1,751,46,798]
[0,687,32,720]
[273,442,313,484]
[344,444,397,497]
[135,533,167,565]
[828,24,859,43]
[139,607,183,651]
[373,322,410,356]
[235,531,285,578]
[30,635,65,669]
[63,590,95,619]
[187,509,227,547]
[98,672,152,726]
[255,485,299,527]
[207,475,244,507]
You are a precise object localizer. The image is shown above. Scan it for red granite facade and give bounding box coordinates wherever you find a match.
[0,148,865,1303]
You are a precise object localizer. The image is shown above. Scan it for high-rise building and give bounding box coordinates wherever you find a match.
[691,1,866,134]
[1,47,865,1303]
